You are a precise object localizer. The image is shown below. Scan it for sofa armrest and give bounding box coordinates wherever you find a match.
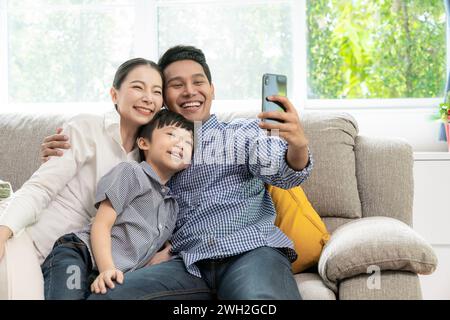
[338,271,422,300]
[318,217,437,292]
[355,136,413,225]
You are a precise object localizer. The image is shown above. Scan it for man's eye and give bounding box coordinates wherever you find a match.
[154,91,162,95]
[194,81,204,85]
[133,86,143,90]
[171,84,182,88]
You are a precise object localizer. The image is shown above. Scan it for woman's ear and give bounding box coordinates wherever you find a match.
[137,137,150,151]
[110,87,118,104]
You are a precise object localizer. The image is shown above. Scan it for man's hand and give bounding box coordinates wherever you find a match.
[258,96,309,170]
[90,268,124,294]
[40,128,71,163]
[258,96,308,149]
[145,242,173,267]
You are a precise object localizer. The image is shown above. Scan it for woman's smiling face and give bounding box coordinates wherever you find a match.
[111,65,164,127]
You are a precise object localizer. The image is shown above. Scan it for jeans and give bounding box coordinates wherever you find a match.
[88,246,301,300]
[41,233,98,300]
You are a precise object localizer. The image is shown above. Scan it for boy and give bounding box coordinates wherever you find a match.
[41,109,194,299]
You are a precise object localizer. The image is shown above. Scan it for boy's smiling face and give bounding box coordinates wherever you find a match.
[163,59,215,122]
[139,125,193,178]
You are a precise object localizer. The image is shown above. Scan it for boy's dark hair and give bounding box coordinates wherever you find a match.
[137,109,195,161]
[158,45,212,84]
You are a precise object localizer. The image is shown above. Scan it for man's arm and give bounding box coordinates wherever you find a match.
[258,95,310,171]
[40,128,71,163]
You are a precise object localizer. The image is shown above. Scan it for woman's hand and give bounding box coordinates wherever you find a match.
[90,268,124,294]
[0,225,13,261]
[145,242,173,267]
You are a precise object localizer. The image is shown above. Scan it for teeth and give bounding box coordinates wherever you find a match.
[135,106,152,114]
[182,101,201,108]
[170,151,182,159]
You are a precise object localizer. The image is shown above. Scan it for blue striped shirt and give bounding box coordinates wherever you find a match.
[168,115,313,278]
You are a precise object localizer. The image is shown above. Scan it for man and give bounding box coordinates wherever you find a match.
[41,45,313,299]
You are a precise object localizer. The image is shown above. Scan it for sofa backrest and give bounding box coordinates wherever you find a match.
[0,111,362,231]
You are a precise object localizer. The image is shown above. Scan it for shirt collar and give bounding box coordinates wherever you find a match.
[198,114,221,132]
[104,110,122,146]
[104,110,140,160]
[139,161,177,198]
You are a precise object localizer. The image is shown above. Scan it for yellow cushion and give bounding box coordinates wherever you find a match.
[267,185,330,273]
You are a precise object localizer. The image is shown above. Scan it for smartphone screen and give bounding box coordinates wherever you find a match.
[262,73,287,123]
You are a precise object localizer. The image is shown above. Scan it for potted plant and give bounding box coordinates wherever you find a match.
[431,100,450,152]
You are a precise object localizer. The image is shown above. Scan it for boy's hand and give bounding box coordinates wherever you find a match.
[145,242,173,267]
[40,128,71,163]
[91,268,124,294]
[257,96,308,149]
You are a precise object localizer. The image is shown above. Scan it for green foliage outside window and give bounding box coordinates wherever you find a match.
[307,0,446,99]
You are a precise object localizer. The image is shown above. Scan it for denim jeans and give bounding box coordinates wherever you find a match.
[41,233,98,300]
[88,246,301,300]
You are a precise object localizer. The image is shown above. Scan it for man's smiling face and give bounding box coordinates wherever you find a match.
[163,59,215,122]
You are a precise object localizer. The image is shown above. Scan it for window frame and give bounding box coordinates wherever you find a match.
[0,0,446,113]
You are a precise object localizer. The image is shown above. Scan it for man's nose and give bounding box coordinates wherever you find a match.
[183,83,196,96]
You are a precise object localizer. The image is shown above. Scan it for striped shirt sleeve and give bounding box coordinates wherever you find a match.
[95,162,143,215]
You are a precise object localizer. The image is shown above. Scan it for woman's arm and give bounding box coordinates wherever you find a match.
[0,225,12,260]
[0,118,95,237]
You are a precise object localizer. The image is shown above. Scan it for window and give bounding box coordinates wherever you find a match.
[158,1,294,100]
[0,0,447,111]
[5,0,136,104]
[307,0,446,100]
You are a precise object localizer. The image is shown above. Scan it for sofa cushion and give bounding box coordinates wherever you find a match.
[318,216,438,292]
[294,273,336,300]
[301,112,362,219]
[0,113,70,190]
[267,185,330,273]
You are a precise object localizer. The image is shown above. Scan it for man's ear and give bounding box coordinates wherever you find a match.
[137,137,150,151]
[211,83,215,100]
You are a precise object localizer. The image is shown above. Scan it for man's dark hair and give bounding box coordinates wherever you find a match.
[137,109,194,161]
[158,45,212,84]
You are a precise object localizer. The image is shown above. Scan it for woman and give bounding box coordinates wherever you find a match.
[0,58,166,299]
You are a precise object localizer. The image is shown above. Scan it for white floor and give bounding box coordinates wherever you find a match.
[419,246,450,300]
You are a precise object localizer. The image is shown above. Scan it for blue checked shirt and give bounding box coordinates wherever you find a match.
[168,115,313,278]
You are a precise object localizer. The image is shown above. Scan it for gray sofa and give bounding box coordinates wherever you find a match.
[0,110,437,300]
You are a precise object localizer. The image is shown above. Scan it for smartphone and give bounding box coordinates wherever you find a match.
[262,73,287,123]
